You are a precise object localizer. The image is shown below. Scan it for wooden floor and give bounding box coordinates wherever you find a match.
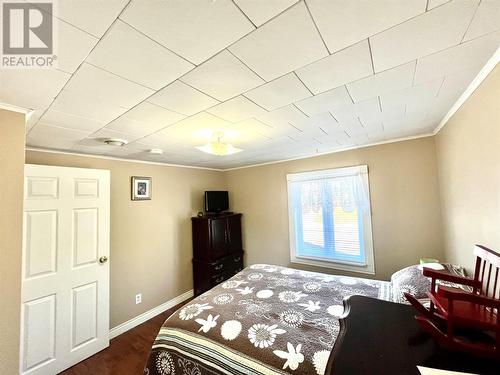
[61,301,188,375]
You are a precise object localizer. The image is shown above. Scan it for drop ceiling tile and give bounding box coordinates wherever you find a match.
[370,0,479,72]
[235,118,294,139]
[414,31,500,84]
[293,112,342,135]
[463,0,500,41]
[207,96,267,122]
[234,0,299,26]
[244,73,311,110]
[120,0,254,64]
[123,102,185,127]
[64,63,154,108]
[305,0,426,53]
[53,0,128,38]
[181,50,264,101]
[28,124,91,148]
[427,0,451,10]
[229,2,328,81]
[51,89,129,123]
[294,85,352,116]
[256,104,308,127]
[346,61,416,102]
[87,20,194,90]
[39,110,105,132]
[106,102,185,138]
[147,81,219,116]
[56,19,99,73]
[0,69,70,110]
[296,40,373,94]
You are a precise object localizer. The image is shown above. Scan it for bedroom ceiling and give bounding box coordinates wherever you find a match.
[1,0,499,169]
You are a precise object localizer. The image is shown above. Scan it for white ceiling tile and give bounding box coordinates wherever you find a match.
[370,0,479,72]
[51,89,129,123]
[244,73,311,110]
[147,81,219,116]
[427,0,451,10]
[64,63,154,108]
[306,0,426,53]
[346,61,416,102]
[207,96,267,122]
[181,50,264,101]
[27,124,91,149]
[256,104,308,127]
[293,112,342,135]
[234,0,299,26]
[294,85,352,116]
[236,118,295,139]
[120,0,254,64]
[229,2,328,81]
[55,0,128,38]
[106,102,185,138]
[87,20,194,90]
[0,69,70,110]
[56,19,99,74]
[414,31,500,85]
[26,110,43,131]
[296,40,373,94]
[123,101,185,127]
[39,110,105,132]
[463,0,500,41]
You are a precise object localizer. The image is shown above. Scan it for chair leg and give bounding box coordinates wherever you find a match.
[404,293,443,323]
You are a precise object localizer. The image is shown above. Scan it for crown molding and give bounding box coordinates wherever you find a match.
[433,46,500,135]
[25,147,224,171]
[0,102,32,114]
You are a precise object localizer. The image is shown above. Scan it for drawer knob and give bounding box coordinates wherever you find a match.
[234,257,241,262]
[215,276,224,283]
[215,264,223,270]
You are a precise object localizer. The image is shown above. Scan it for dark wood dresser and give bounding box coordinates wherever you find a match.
[192,213,244,296]
[326,295,499,375]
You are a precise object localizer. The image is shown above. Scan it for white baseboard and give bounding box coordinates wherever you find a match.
[109,289,194,339]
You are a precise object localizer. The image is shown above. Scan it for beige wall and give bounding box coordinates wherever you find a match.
[26,150,225,328]
[436,65,500,271]
[0,109,25,375]
[226,137,443,280]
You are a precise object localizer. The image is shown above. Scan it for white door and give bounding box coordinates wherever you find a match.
[21,164,110,374]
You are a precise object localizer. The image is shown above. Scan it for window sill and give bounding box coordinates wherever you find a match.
[291,256,375,275]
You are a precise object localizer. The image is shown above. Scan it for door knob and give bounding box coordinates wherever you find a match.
[99,256,108,264]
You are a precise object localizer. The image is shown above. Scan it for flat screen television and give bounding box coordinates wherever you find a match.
[205,191,229,213]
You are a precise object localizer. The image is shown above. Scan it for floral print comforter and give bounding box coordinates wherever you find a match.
[144,264,392,375]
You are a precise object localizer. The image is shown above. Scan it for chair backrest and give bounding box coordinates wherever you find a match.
[472,245,500,299]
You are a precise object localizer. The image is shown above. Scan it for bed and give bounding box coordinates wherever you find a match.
[144,264,394,375]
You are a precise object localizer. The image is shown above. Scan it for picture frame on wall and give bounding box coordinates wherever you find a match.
[131,176,152,200]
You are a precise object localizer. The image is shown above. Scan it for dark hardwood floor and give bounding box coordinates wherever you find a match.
[61,300,189,375]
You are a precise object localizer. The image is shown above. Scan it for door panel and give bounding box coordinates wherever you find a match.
[226,216,242,252]
[22,164,110,375]
[24,210,57,279]
[72,208,98,267]
[71,282,98,349]
[21,294,56,372]
[210,219,228,258]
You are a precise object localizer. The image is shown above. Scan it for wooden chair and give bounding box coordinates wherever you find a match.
[405,245,500,358]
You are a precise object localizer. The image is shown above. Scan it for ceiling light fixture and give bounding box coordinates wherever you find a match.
[104,138,128,146]
[149,148,163,155]
[196,131,242,156]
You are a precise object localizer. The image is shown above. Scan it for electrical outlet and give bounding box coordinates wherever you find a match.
[135,293,142,304]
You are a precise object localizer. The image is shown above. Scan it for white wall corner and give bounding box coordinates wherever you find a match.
[109,289,193,339]
[433,46,500,135]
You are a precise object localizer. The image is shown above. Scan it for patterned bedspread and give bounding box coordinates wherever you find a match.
[144,264,392,375]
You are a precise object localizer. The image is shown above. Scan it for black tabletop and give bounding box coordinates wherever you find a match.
[326,295,499,375]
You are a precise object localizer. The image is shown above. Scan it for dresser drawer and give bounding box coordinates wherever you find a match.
[193,251,244,296]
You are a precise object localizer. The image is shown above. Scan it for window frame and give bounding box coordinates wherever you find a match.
[286,165,375,275]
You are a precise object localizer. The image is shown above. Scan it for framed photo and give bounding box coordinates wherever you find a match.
[131,176,152,200]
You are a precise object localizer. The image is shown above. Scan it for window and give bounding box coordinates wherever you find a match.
[287,165,375,274]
